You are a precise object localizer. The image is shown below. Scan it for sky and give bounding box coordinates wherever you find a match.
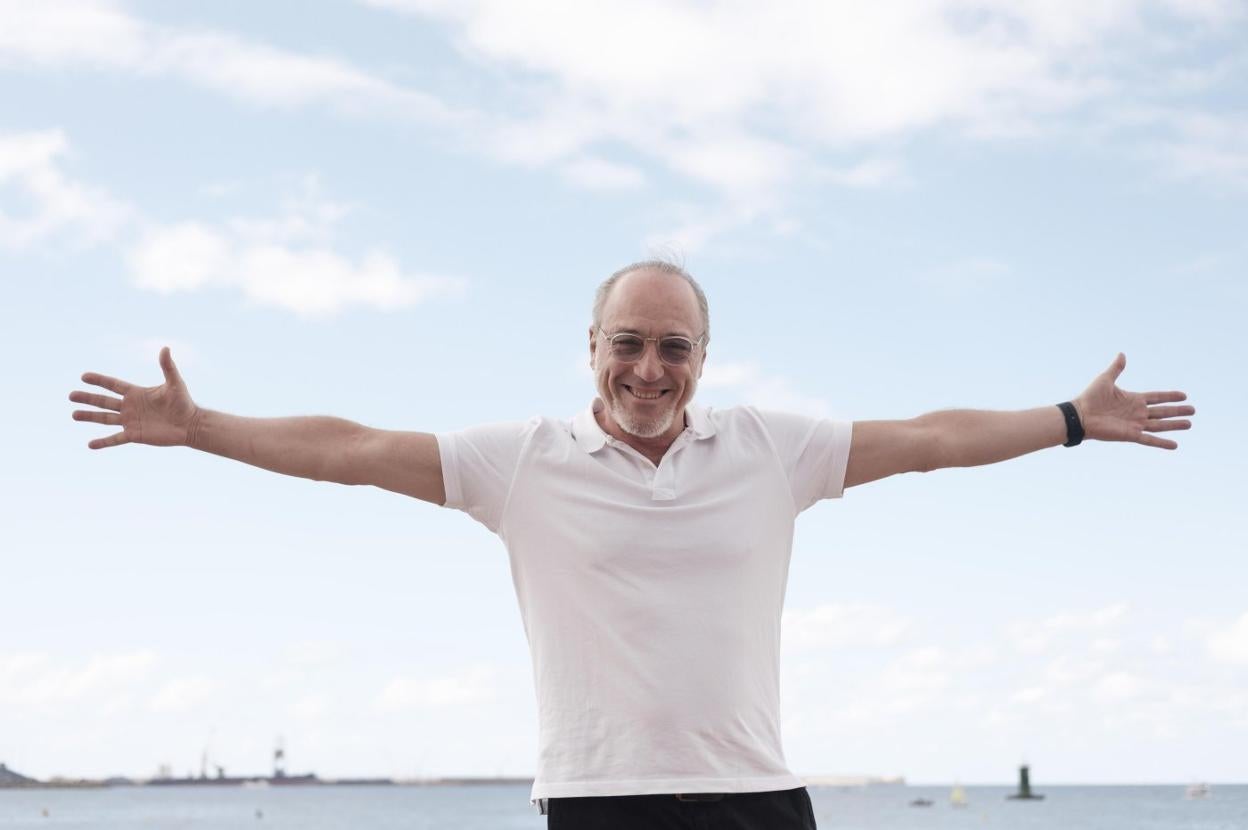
[2,0,1245,786]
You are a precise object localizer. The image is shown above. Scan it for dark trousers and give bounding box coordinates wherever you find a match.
[546,786,818,829]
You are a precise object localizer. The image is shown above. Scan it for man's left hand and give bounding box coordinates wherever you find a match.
[1073,353,1194,450]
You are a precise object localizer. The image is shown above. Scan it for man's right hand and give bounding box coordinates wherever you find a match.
[70,347,201,449]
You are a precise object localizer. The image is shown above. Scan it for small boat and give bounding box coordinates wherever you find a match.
[950,784,968,807]
[1185,783,1210,800]
[909,798,934,807]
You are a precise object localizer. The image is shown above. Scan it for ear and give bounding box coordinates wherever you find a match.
[588,326,597,369]
[696,345,707,379]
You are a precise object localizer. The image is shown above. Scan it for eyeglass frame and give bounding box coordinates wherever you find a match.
[596,327,708,366]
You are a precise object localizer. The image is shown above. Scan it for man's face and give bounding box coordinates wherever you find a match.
[589,269,707,441]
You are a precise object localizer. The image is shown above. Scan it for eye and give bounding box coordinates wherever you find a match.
[611,335,644,358]
[659,338,693,363]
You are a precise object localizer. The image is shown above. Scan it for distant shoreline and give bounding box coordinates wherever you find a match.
[0,776,539,790]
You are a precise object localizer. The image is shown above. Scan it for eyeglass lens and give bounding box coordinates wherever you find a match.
[610,335,694,364]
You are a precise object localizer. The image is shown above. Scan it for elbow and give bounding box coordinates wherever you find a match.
[329,427,371,486]
[912,418,947,474]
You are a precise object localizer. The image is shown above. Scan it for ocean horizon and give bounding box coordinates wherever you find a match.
[2,782,1243,829]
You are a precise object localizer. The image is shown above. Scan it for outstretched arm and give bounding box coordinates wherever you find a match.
[844,353,1195,489]
[70,347,445,504]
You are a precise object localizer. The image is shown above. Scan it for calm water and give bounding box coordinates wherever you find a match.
[0,784,1243,829]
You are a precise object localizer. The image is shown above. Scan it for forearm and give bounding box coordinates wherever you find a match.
[919,404,1071,471]
[186,409,365,484]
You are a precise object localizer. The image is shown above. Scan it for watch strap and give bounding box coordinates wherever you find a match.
[1057,401,1084,447]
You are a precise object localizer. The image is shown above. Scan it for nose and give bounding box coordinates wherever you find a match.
[633,342,665,383]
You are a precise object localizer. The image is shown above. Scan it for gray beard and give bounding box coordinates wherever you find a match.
[609,396,677,439]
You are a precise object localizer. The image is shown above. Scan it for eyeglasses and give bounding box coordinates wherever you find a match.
[598,327,706,366]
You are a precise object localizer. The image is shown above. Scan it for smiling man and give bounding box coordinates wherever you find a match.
[70,259,1194,829]
[591,265,708,458]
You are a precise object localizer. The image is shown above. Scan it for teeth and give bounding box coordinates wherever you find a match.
[626,386,664,400]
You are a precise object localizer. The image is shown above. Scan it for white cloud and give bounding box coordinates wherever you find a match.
[1205,611,1248,665]
[782,603,911,651]
[699,361,761,388]
[1011,686,1046,704]
[561,156,646,191]
[7,0,1239,256]
[1008,602,1129,653]
[655,133,798,198]
[290,693,333,720]
[0,650,156,706]
[873,647,955,712]
[643,202,770,255]
[0,126,459,318]
[357,0,1243,245]
[1090,637,1120,654]
[237,245,463,319]
[126,184,466,319]
[0,0,461,123]
[823,158,908,189]
[365,1,1233,161]
[782,596,1248,762]
[1090,670,1143,703]
[149,676,216,713]
[227,177,356,245]
[699,360,835,417]
[375,663,498,711]
[0,129,132,248]
[1155,111,1248,187]
[129,222,232,293]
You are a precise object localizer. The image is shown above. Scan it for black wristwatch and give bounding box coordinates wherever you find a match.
[1057,401,1084,447]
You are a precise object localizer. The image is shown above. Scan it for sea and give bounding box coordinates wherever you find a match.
[0,784,1243,829]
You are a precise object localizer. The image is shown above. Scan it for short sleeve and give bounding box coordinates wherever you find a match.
[436,418,539,534]
[754,409,854,512]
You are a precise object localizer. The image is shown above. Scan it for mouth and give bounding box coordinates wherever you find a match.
[622,384,670,401]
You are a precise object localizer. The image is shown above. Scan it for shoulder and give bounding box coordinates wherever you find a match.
[708,405,821,438]
[701,405,793,450]
[437,415,546,457]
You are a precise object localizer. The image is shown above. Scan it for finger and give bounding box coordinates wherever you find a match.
[1104,352,1126,382]
[88,431,130,450]
[1144,391,1187,404]
[1137,432,1178,450]
[1147,405,1195,419]
[81,372,135,396]
[159,346,185,387]
[1143,420,1191,432]
[72,410,121,426]
[68,391,123,412]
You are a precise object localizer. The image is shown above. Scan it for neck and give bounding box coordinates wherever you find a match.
[596,406,687,464]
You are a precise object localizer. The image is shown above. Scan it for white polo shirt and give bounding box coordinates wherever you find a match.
[437,400,853,801]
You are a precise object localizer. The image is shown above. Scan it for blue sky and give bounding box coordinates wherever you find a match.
[2,0,1245,785]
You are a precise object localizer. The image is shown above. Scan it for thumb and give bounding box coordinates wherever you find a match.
[1103,352,1126,383]
[159,346,185,387]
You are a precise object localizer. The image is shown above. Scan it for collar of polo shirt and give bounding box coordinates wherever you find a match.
[572,398,717,454]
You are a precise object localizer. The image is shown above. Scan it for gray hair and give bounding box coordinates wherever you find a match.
[592,259,711,341]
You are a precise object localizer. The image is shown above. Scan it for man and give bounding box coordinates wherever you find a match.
[70,261,1194,829]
